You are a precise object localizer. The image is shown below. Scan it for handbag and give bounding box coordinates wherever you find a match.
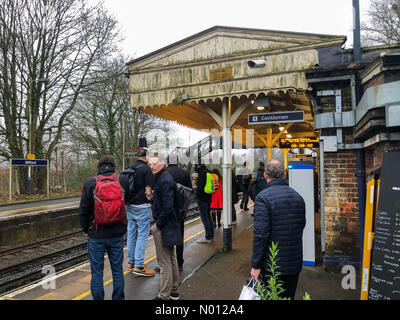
[239,279,261,300]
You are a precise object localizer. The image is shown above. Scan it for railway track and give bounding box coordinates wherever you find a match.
[0,203,199,296]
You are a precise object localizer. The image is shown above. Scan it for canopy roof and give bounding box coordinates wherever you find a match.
[127,26,346,147]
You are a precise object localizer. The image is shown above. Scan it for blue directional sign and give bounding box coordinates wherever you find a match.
[11,159,48,166]
[248,111,304,125]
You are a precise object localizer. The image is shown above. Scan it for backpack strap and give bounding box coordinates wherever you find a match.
[112,172,120,180]
[95,173,118,182]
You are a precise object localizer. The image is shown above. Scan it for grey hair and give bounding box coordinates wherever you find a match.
[265,159,284,179]
[149,151,167,163]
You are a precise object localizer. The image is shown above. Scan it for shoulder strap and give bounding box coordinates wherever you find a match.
[95,174,117,183]
[133,162,146,170]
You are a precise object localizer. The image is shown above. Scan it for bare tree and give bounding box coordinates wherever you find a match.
[66,55,165,171]
[361,0,400,45]
[0,0,122,193]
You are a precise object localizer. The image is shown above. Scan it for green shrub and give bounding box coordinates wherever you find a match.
[256,241,311,300]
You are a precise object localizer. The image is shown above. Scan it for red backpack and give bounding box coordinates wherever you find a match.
[93,173,126,229]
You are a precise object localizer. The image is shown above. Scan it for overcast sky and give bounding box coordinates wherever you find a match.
[95,0,372,59]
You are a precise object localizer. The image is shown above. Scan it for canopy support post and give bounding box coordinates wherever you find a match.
[222,99,232,251]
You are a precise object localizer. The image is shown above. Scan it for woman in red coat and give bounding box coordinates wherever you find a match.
[210,169,223,228]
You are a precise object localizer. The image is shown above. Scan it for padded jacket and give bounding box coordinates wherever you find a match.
[152,167,183,247]
[251,178,306,275]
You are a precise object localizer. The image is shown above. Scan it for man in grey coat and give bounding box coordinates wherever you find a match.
[250,159,306,300]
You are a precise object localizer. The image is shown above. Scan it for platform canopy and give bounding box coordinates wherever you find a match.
[127,26,346,249]
[127,26,346,147]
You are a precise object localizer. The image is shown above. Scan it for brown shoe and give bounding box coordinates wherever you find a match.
[127,263,134,271]
[170,292,180,300]
[132,265,155,277]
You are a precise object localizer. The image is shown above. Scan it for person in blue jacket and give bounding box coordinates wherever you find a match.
[250,159,306,300]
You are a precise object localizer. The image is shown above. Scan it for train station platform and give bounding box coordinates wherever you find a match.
[1,203,361,301]
[0,197,80,219]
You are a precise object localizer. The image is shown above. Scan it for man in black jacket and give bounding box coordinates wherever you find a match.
[149,153,182,300]
[166,156,192,270]
[125,148,155,277]
[250,159,306,300]
[79,155,129,300]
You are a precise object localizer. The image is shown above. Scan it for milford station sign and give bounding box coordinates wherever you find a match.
[279,137,319,149]
[11,159,49,166]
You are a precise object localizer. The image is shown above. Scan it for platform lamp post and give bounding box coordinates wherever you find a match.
[27,77,49,195]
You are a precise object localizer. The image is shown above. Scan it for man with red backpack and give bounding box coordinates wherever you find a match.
[79,155,130,300]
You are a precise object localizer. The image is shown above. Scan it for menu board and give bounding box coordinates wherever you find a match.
[368,152,400,300]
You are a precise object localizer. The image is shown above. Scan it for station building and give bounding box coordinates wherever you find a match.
[126,25,400,271]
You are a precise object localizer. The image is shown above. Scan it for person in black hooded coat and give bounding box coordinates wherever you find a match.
[79,155,130,300]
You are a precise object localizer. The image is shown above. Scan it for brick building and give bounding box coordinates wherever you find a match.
[307,45,400,270]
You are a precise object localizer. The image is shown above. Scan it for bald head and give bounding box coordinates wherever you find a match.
[265,159,284,180]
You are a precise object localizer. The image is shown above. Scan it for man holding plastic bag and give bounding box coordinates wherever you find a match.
[249,160,306,300]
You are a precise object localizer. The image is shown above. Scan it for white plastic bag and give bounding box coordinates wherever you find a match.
[239,279,260,300]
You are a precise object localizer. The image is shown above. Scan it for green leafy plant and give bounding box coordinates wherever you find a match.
[255,241,311,300]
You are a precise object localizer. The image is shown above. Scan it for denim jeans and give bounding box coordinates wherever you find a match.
[126,205,151,268]
[197,200,214,240]
[87,236,125,300]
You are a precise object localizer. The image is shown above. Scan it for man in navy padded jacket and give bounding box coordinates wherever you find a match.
[250,159,306,300]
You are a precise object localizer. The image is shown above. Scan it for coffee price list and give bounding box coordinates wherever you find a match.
[368,153,400,300]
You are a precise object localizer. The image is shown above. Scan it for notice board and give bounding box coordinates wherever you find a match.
[368,152,400,300]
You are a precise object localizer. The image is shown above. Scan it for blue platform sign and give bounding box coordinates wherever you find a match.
[11,159,48,166]
[248,111,304,125]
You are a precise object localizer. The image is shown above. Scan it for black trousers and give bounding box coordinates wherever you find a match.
[261,272,300,300]
[241,184,250,208]
[211,209,222,227]
[175,219,185,267]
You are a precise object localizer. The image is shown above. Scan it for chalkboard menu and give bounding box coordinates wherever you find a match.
[368,152,400,300]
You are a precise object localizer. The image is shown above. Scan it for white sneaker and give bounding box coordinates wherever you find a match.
[196,238,213,244]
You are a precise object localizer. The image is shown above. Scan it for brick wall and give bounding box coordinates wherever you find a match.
[324,150,360,258]
[365,142,400,180]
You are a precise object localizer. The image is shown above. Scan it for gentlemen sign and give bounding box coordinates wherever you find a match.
[248,111,304,125]
[11,159,49,166]
[279,137,319,149]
